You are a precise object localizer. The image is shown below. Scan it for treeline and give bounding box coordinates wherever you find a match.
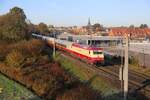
[0,7,28,42]
[129,24,149,29]
[0,6,51,42]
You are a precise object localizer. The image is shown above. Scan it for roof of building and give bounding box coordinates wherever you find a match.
[109,27,150,38]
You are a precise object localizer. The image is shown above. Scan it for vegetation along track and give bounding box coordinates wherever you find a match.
[95,64,150,98]
[58,49,150,98]
[104,65,150,84]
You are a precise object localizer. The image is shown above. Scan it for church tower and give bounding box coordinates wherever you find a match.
[87,18,93,34]
[88,18,91,26]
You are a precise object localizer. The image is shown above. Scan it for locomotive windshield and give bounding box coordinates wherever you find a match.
[93,51,103,55]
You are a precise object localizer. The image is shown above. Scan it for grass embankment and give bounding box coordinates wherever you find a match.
[0,73,40,100]
[54,52,119,98]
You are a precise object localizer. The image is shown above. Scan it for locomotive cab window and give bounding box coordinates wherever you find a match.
[93,51,102,55]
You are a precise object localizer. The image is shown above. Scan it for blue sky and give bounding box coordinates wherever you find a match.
[0,0,150,27]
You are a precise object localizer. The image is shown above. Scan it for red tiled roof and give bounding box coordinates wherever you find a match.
[109,28,150,38]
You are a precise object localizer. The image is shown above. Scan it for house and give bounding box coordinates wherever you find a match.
[109,27,150,39]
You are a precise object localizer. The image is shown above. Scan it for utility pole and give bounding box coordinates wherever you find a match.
[143,48,145,68]
[119,43,124,97]
[53,33,56,57]
[123,35,129,100]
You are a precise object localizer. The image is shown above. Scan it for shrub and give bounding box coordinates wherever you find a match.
[24,39,44,56]
[12,39,44,57]
[0,42,11,61]
[56,84,101,100]
[6,50,25,68]
[129,56,139,67]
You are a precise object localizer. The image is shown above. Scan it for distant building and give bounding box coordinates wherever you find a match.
[59,18,107,35]
[86,18,94,34]
[109,27,150,40]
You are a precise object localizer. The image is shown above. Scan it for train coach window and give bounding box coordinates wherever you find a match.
[93,51,102,55]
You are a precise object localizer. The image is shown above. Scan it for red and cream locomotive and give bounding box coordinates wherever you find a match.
[32,33,104,64]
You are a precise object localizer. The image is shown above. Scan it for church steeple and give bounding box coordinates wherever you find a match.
[87,18,93,34]
[88,17,91,26]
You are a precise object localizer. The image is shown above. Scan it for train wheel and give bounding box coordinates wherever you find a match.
[89,60,94,65]
[100,61,105,66]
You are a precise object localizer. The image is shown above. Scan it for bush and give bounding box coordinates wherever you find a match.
[12,39,44,57]
[0,41,11,61]
[0,38,44,62]
[0,39,44,69]
[6,50,25,68]
[56,84,101,100]
[24,39,44,56]
[129,56,139,67]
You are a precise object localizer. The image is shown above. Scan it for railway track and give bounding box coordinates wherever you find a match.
[95,66,150,98]
[102,65,150,84]
[58,50,150,99]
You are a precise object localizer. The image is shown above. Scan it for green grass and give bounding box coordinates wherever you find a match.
[0,73,41,100]
[54,52,119,97]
